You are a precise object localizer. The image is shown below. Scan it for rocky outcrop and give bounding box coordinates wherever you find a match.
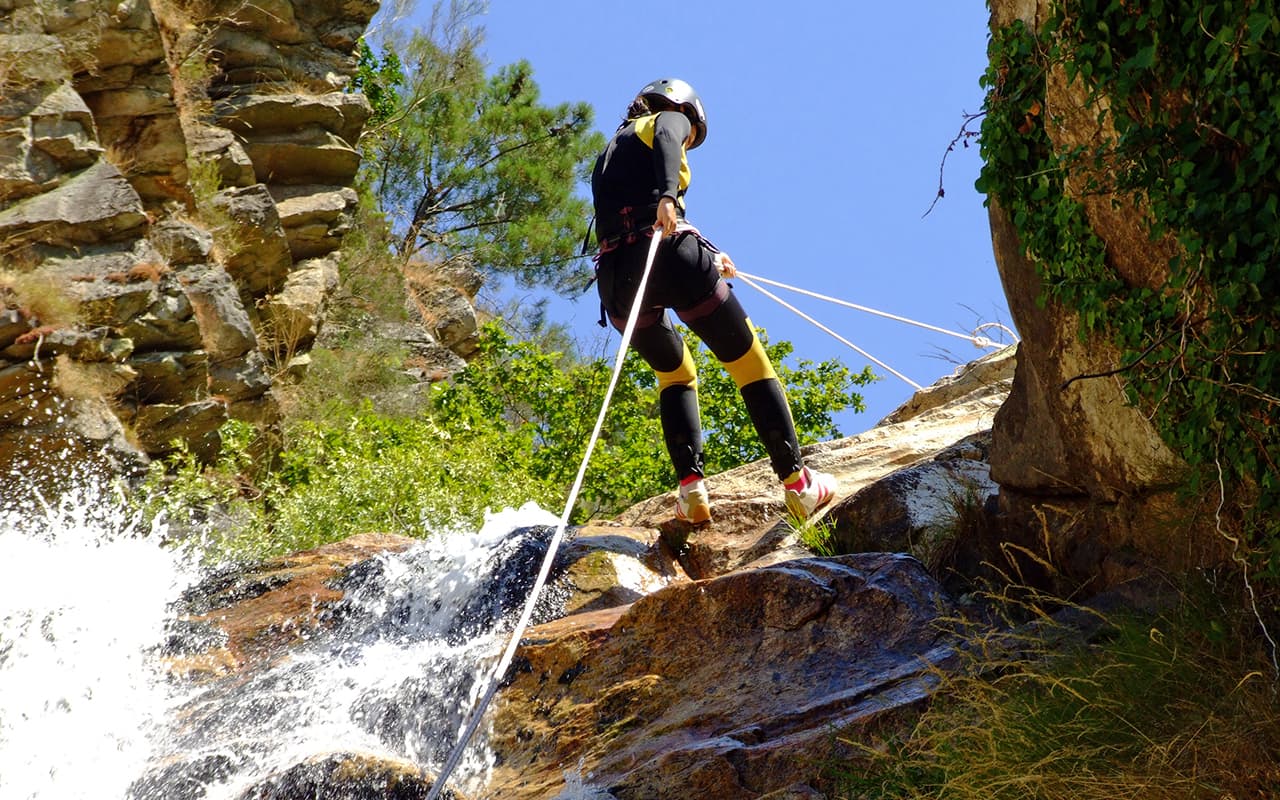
[616,347,1014,582]
[488,553,954,800]
[0,0,390,493]
[159,352,1010,800]
[984,0,1221,594]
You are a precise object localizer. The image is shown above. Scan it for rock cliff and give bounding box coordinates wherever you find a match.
[0,0,484,496]
[983,0,1224,594]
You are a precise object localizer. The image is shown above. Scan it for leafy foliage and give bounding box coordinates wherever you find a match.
[977,2,1280,569]
[351,39,403,126]
[148,322,865,559]
[431,322,872,519]
[354,7,605,293]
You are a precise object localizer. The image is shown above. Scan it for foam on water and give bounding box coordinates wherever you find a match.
[0,480,200,800]
[0,479,578,799]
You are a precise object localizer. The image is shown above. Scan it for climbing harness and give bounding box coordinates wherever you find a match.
[590,215,718,328]
[734,270,1017,390]
[424,231,665,800]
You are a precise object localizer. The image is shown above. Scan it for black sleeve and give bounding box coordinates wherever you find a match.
[652,110,691,200]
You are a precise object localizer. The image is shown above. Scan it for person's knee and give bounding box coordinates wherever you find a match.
[655,342,698,391]
[722,332,777,387]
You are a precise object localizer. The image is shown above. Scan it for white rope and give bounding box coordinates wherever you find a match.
[736,271,1011,350]
[735,272,925,391]
[424,232,664,800]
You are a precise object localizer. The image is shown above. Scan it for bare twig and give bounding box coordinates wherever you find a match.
[1060,322,1195,391]
[924,110,986,218]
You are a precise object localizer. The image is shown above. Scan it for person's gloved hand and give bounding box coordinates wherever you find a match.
[715,251,736,278]
[655,196,678,237]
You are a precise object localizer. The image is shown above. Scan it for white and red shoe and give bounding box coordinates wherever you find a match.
[675,478,711,524]
[784,467,837,520]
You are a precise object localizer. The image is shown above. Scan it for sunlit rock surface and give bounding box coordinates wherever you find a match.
[0,0,485,494]
[158,352,1012,799]
[488,553,954,799]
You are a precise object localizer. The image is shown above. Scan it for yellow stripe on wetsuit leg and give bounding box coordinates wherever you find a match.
[655,341,698,392]
[722,325,777,388]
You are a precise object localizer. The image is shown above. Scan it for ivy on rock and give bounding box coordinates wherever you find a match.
[978,1,1280,570]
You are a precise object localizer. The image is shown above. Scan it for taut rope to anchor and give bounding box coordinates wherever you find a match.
[734,270,1017,390]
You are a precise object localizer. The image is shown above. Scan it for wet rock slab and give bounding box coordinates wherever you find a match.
[488,553,956,799]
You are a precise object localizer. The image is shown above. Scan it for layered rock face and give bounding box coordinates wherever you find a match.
[0,0,381,492]
[984,0,1221,593]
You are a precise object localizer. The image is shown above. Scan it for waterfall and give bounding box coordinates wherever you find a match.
[0,480,199,800]
[0,477,569,800]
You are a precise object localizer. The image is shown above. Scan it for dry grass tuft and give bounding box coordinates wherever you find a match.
[130,261,169,282]
[830,578,1280,799]
[0,269,80,329]
[103,264,168,284]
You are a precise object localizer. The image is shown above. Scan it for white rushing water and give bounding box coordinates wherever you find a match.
[0,477,573,800]
[0,478,202,799]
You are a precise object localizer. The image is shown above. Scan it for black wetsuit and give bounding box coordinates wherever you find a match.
[591,110,803,482]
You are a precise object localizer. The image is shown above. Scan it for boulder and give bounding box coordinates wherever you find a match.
[89,0,166,67]
[212,94,370,186]
[187,124,257,190]
[214,93,371,145]
[258,255,339,358]
[0,159,146,246]
[555,524,689,615]
[408,281,480,358]
[125,349,210,404]
[209,33,368,94]
[130,398,226,460]
[149,219,214,266]
[0,33,67,94]
[207,348,273,403]
[167,532,419,679]
[241,130,364,187]
[0,325,133,363]
[268,184,357,259]
[830,432,999,564]
[616,349,1013,580]
[488,553,956,800]
[880,345,1015,425]
[207,184,293,295]
[233,752,463,800]
[42,241,170,328]
[0,372,147,499]
[26,81,101,172]
[178,263,258,360]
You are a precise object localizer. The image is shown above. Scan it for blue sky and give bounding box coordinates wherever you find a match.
[394,2,1011,433]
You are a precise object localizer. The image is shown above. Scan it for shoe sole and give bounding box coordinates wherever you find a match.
[676,499,712,525]
[785,486,835,521]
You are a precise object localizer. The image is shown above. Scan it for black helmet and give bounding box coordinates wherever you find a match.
[638,78,707,148]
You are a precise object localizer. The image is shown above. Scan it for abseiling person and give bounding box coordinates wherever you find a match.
[590,77,838,524]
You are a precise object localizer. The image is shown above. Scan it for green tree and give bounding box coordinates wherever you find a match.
[431,323,872,519]
[356,3,604,293]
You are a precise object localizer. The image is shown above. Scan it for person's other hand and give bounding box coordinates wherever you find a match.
[715,251,736,278]
[655,196,678,237]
